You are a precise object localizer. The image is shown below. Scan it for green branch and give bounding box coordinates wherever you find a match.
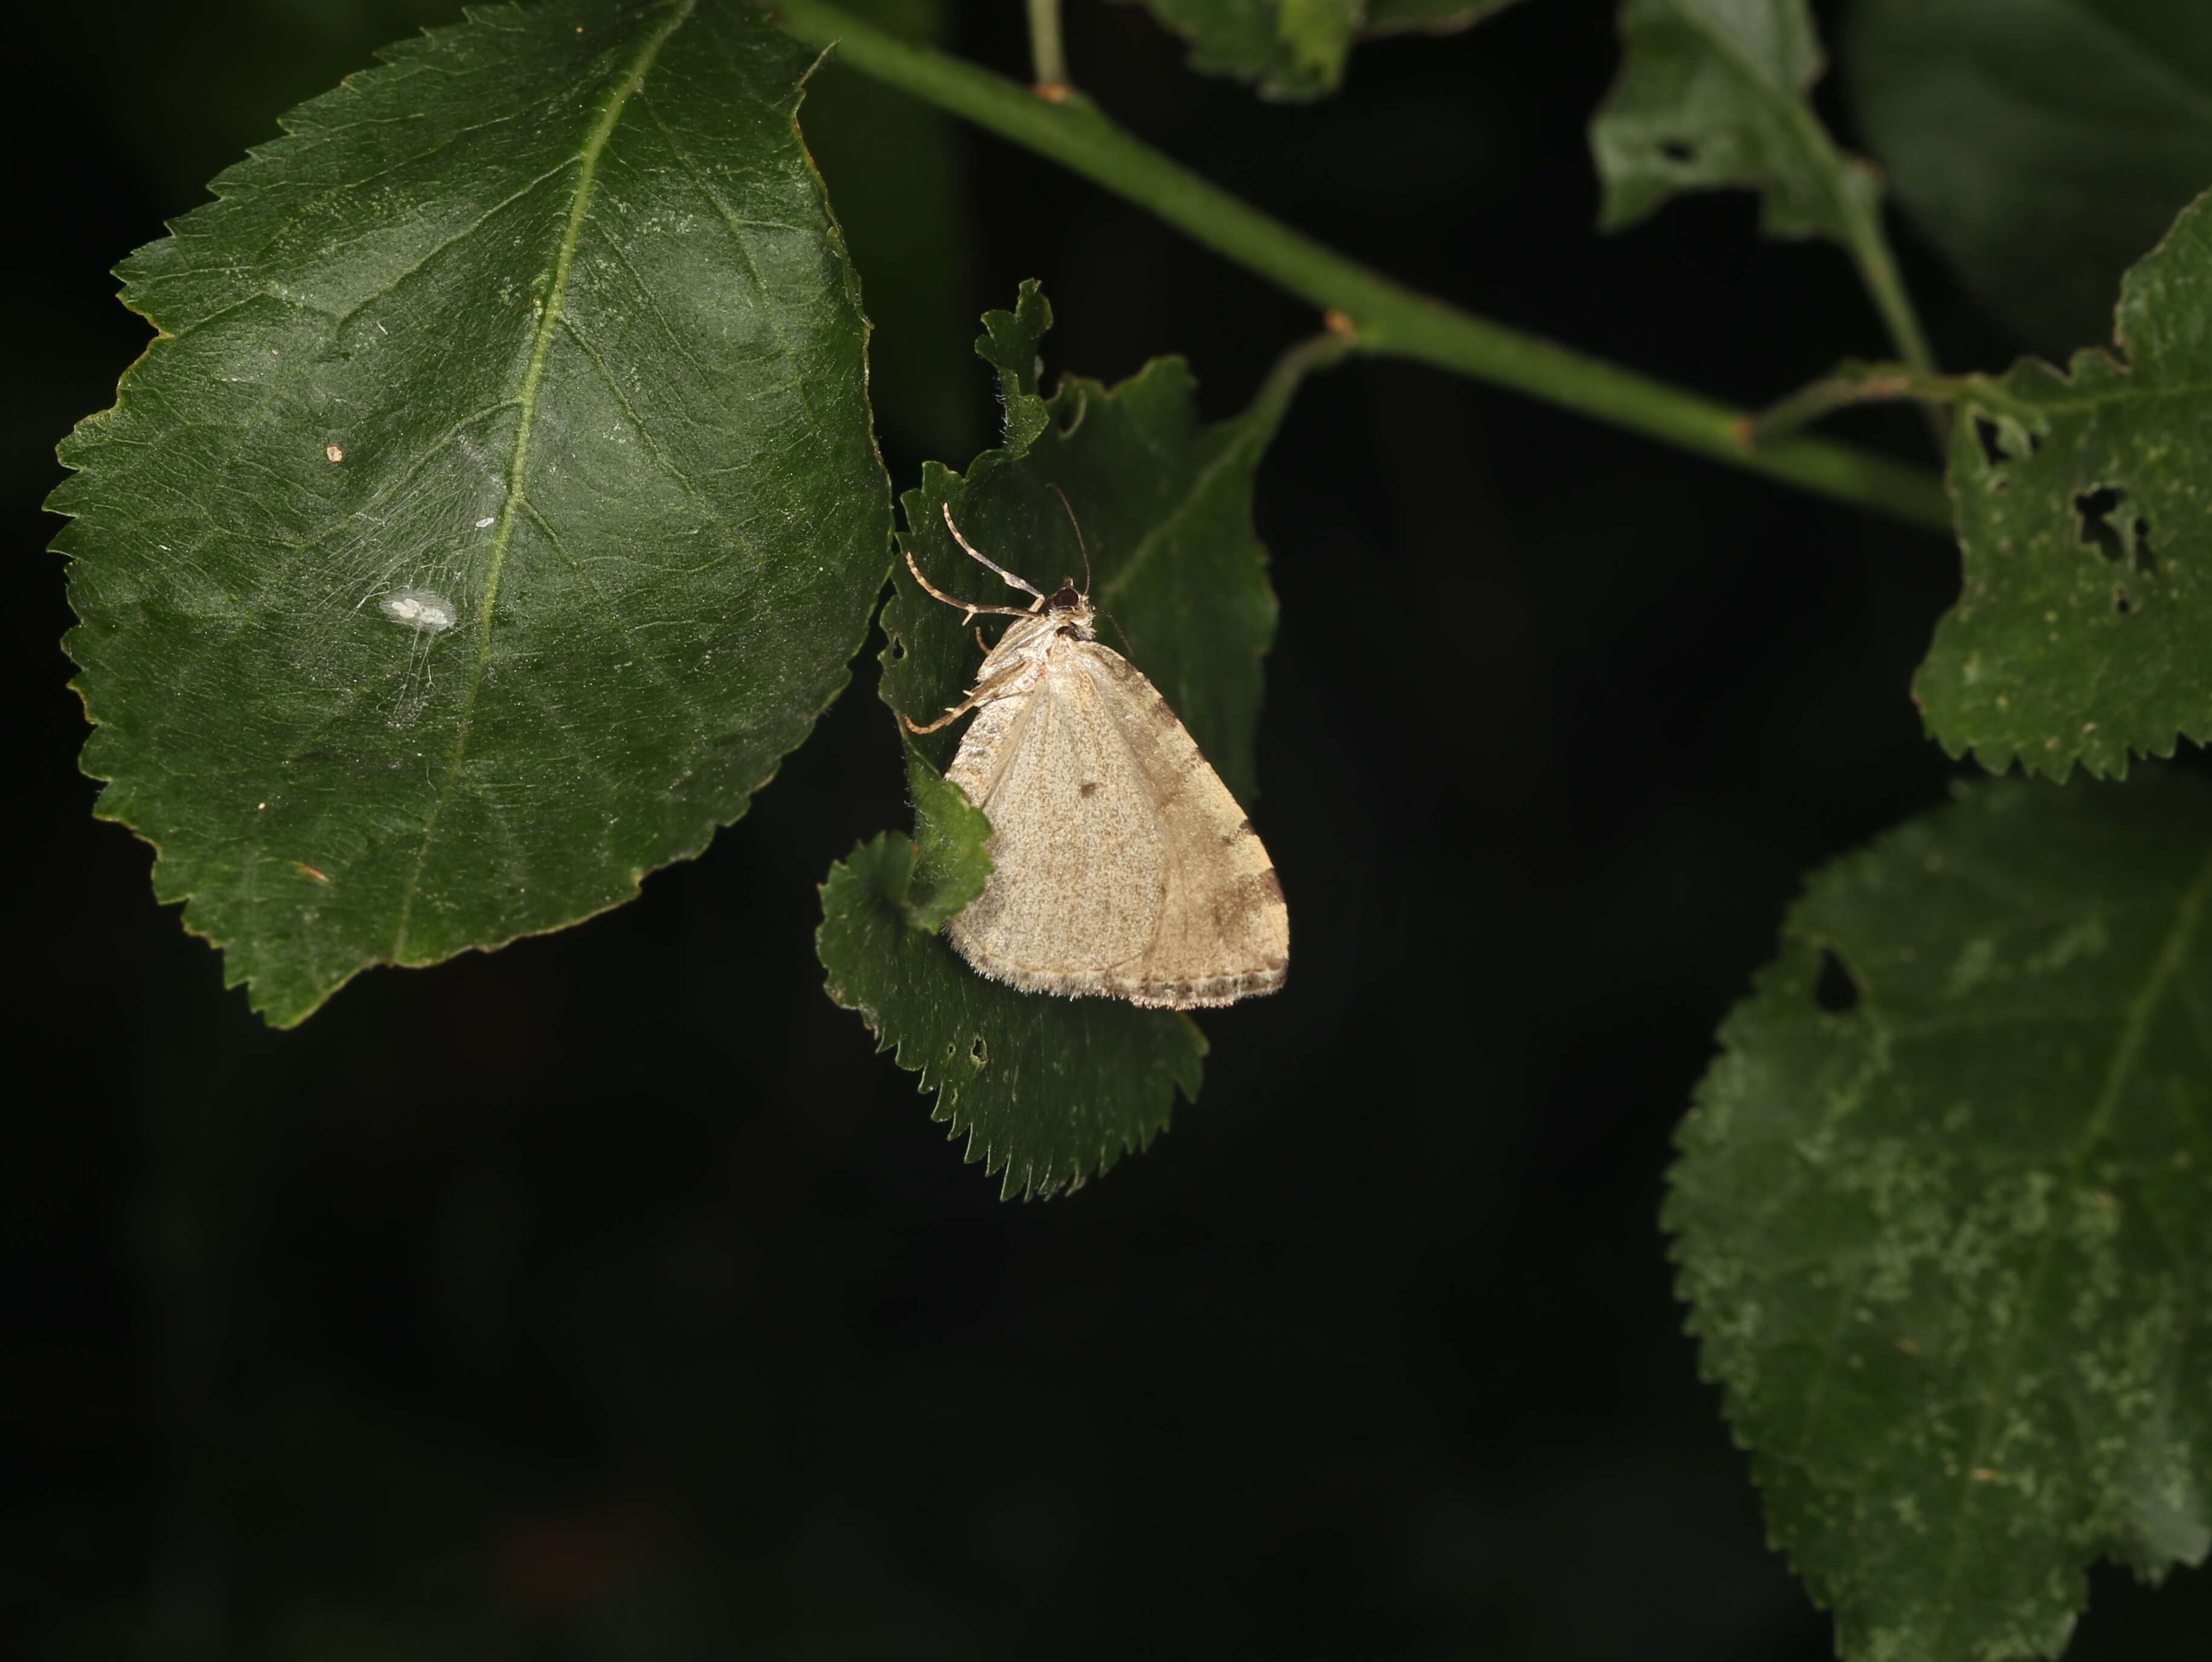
[1747,359,1974,446]
[775,0,1951,534]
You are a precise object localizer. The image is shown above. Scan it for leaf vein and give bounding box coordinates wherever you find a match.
[1928,837,2212,1647]
[394,0,699,957]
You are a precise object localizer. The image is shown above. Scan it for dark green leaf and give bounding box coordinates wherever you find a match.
[819,830,1206,1200]
[972,277,1053,452]
[1915,193,2212,780]
[1124,0,1519,101]
[1673,772,2212,1661]
[1844,0,2212,355]
[1362,0,1520,37]
[891,335,1332,809]
[1591,0,1880,245]
[50,0,891,1025]
[902,751,992,933]
[820,295,1333,1195]
[797,0,982,457]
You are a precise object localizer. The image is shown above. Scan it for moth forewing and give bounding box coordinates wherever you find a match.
[1074,646,1286,1007]
[936,595,1287,1010]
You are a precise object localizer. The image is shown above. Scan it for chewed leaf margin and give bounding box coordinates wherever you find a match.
[1915,188,2212,780]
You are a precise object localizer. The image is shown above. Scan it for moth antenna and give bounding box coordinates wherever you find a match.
[941,503,1046,607]
[1046,482,1092,595]
[973,624,990,654]
[903,545,1035,621]
[1098,606,1135,656]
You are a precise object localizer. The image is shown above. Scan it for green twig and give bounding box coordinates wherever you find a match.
[1773,98,1947,457]
[776,0,1950,534]
[1745,359,1967,446]
[1774,104,1936,376]
[1023,0,1068,94]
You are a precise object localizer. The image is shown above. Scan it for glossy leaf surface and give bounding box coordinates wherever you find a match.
[52,0,891,1024]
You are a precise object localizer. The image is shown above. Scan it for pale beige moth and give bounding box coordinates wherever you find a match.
[905,504,1288,1010]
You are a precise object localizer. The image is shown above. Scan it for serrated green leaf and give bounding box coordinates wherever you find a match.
[1844,0,2212,355]
[1672,772,2212,1662]
[1124,0,1519,101]
[820,292,1332,1195]
[819,831,1206,1200]
[1915,193,2212,781]
[972,277,1053,452]
[902,751,992,932]
[1591,0,1881,245]
[50,0,891,1025]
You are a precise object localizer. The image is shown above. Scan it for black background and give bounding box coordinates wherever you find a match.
[6,1,2207,1657]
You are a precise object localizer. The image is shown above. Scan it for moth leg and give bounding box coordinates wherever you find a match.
[901,706,969,736]
[900,664,1032,735]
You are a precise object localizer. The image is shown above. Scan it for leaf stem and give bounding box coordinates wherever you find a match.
[1747,359,1967,446]
[777,0,1950,533]
[1023,0,1068,95]
[1774,94,1946,455]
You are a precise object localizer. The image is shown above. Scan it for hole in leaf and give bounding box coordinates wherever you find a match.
[1972,416,2007,467]
[969,1035,988,1067]
[1659,138,1696,163]
[2074,486,2127,562]
[2132,515,2156,574]
[2115,588,2134,615]
[888,634,906,661]
[1813,948,1860,1013]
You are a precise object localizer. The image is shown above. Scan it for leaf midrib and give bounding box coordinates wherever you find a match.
[1926,838,2212,1649]
[392,0,699,957]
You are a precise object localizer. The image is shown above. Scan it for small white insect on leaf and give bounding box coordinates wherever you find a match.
[378,587,458,635]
